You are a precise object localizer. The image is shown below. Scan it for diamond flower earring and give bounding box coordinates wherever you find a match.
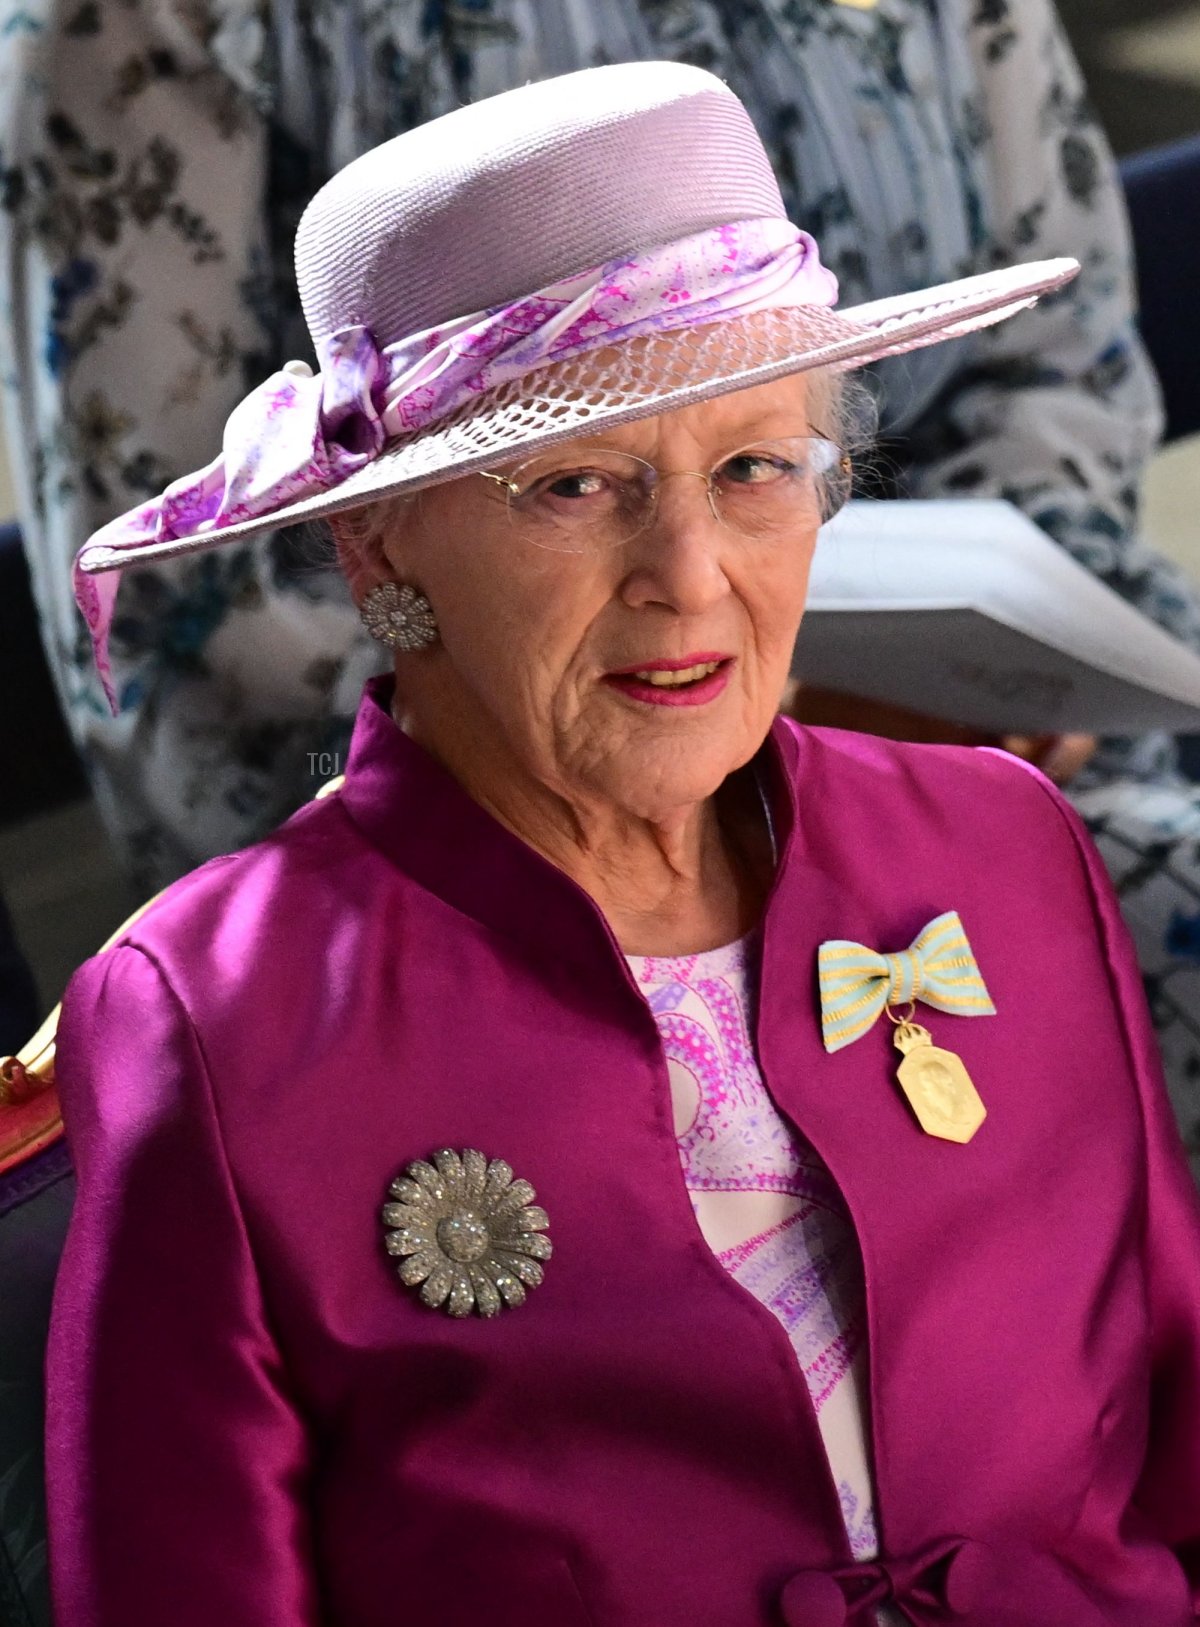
[359,582,439,650]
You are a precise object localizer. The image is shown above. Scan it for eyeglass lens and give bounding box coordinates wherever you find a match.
[493,437,851,553]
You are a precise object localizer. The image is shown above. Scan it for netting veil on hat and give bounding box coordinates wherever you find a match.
[73,60,1078,709]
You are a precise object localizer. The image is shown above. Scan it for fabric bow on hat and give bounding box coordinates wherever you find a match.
[73,217,837,714]
[818,911,995,1054]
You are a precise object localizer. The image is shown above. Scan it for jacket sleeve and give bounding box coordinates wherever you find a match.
[1018,761,1200,1604]
[904,0,1200,652]
[49,944,325,1626]
[1105,875,1200,1602]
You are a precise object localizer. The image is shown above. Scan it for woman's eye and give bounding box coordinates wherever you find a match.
[718,453,795,486]
[534,469,610,502]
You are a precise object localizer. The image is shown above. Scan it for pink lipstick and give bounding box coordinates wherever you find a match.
[603,653,734,708]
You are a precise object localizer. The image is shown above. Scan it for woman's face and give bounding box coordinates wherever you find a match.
[373,372,826,824]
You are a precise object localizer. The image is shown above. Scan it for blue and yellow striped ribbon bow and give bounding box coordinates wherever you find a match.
[818,911,995,1054]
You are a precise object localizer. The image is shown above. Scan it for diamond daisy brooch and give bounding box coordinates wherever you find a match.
[381,1148,553,1317]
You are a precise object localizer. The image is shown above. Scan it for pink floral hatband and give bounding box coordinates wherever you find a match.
[74,218,837,711]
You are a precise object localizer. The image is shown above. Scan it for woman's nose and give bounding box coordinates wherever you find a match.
[618,477,730,615]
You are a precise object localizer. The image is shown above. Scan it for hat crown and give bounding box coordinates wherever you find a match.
[295,61,786,354]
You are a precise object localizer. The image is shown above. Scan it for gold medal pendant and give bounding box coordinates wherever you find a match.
[892,1021,986,1144]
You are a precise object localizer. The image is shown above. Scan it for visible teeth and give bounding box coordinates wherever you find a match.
[630,661,721,687]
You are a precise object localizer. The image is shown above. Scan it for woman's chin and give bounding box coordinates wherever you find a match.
[584,743,751,825]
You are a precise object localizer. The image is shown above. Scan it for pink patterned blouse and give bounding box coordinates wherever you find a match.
[628,935,880,1562]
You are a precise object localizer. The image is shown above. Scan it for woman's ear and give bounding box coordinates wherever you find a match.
[329,503,395,602]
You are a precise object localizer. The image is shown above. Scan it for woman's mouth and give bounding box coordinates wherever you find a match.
[603,655,734,708]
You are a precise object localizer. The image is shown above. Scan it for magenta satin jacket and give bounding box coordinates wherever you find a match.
[49,679,1200,1627]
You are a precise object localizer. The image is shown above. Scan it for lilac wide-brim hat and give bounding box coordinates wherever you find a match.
[75,60,1077,705]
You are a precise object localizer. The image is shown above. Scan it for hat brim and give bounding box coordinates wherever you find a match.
[78,258,1078,576]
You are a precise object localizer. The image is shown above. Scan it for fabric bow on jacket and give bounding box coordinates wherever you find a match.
[817,910,995,1053]
[779,1536,1119,1625]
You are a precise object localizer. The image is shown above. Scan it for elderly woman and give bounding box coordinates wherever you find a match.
[50,63,1200,1627]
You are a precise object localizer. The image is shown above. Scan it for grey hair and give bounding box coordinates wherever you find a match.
[815,366,877,460]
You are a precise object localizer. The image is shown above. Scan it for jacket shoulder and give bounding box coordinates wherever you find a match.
[61,789,385,1032]
[112,790,365,955]
[788,721,1069,811]
[783,723,1095,886]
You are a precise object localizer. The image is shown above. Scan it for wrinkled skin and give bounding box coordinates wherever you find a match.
[341,373,822,952]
